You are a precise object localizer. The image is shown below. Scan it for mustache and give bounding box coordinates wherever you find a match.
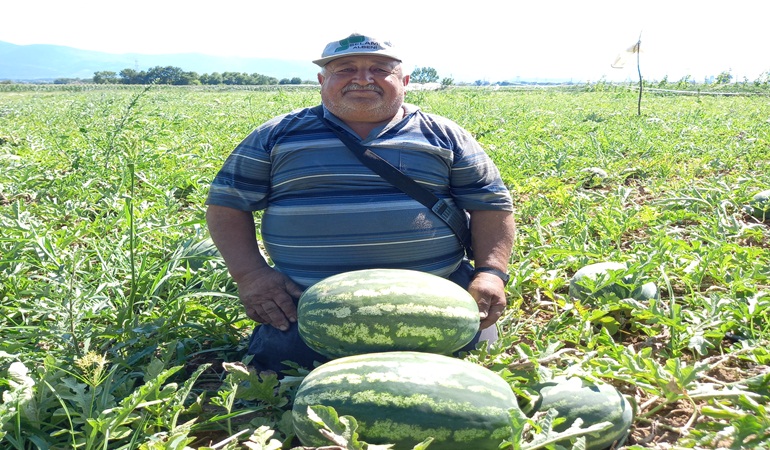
[342,84,383,94]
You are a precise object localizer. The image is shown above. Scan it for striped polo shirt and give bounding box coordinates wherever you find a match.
[206,103,513,288]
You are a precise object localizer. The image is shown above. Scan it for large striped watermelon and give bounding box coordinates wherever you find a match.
[569,262,658,302]
[744,189,770,221]
[292,351,521,449]
[297,269,480,359]
[527,376,633,450]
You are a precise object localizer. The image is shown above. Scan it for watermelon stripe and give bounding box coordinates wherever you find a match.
[531,377,633,450]
[293,352,520,450]
[302,303,478,319]
[297,269,480,358]
[298,361,515,402]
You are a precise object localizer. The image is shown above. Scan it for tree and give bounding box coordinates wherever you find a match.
[145,66,186,84]
[93,71,118,84]
[254,74,278,85]
[410,67,439,84]
[111,66,281,85]
[716,69,733,84]
[221,72,241,85]
[200,72,223,85]
[119,68,144,84]
[177,71,200,85]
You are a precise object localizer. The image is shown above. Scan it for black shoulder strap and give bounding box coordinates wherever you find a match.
[311,105,473,258]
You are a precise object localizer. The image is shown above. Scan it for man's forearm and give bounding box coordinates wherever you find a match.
[469,209,516,271]
[467,209,515,328]
[205,204,269,281]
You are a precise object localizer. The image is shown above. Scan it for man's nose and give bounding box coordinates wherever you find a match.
[352,68,374,83]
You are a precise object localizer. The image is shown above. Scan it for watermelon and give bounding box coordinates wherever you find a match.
[526,376,633,450]
[292,351,521,449]
[173,237,221,271]
[297,269,480,359]
[569,262,658,302]
[580,167,609,189]
[744,189,770,221]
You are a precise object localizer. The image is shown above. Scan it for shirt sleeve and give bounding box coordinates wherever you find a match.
[205,126,273,211]
[444,120,514,212]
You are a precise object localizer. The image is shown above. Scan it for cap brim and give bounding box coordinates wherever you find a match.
[313,52,402,67]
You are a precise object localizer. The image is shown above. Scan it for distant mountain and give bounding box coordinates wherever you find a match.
[0,41,320,82]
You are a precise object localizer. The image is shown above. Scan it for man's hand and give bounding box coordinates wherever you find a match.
[206,205,305,330]
[236,266,304,331]
[467,209,515,329]
[468,272,507,329]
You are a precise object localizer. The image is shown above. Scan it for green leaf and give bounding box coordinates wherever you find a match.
[143,357,167,383]
[2,361,38,423]
[306,405,352,445]
[409,437,435,450]
[521,408,613,450]
[306,405,368,449]
[221,361,287,407]
[687,333,712,356]
[245,425,284,450]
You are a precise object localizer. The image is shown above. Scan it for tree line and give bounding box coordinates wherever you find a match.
[51,64,453,87]
[92,66,312,85]
[93,65,449,86]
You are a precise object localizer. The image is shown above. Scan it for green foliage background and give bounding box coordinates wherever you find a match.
[0,84,769,449]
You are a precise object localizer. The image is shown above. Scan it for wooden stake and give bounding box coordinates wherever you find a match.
[637,34,643,116]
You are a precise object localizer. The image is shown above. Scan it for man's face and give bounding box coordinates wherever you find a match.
[318,55,410,125]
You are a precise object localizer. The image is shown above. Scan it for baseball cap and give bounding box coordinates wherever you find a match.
[313,33,401,67]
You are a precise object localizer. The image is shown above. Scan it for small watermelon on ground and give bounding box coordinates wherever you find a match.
[525,376,634,450]
[173,237,221,271]
[569,262,658,302]
[292,351,522,449]
[297,269,480,359]
[744,189,770,221]
[580,167,609,189]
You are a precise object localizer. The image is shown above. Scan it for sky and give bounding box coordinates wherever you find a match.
[2,0,767,83]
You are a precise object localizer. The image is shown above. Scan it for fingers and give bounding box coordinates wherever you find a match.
[245,292,296,331]
[468,274,507,329]
[284,277,305,300]
[269,286,300,329]
[479,297,506,329]
[237,267,303,331]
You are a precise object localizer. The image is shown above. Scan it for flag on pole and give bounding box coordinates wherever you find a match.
[611,41,641,69]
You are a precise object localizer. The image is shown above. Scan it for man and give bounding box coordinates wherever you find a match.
[205,32,515,374]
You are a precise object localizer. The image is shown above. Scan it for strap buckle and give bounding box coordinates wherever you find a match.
[431,199,455,222]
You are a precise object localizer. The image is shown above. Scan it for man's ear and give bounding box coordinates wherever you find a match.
[403,74,410,86]
[317,72,325,84]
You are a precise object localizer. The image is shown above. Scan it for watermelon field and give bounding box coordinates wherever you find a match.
[1,83,769,449]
